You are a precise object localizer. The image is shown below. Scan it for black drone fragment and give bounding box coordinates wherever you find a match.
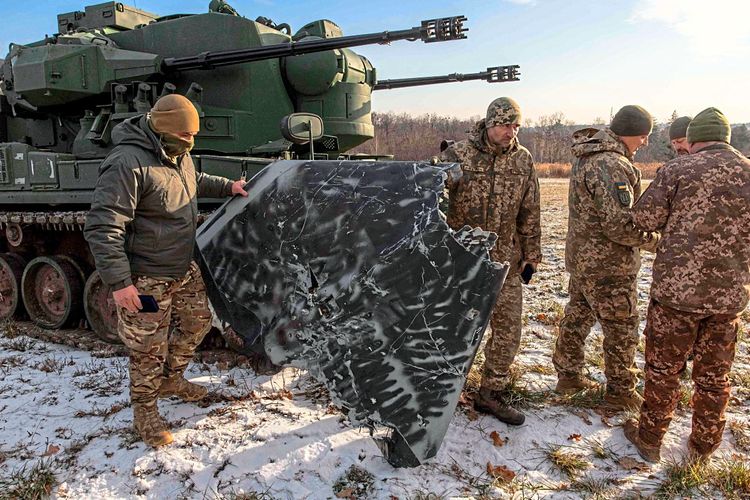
[196,160,508,467]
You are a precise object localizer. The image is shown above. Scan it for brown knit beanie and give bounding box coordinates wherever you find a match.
[610,105,653,136]
[668,116,692,140]
[149,94,200,134]
[686,107,731,144]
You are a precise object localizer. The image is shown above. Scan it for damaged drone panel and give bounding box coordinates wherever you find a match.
[196,160,508,466]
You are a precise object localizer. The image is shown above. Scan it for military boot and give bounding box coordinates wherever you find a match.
[623,418,660,463]
[474,387,525,426]
[555,375,600,395]
[603,389,644,412]
[133,403,173,448]
[159,375,208,402]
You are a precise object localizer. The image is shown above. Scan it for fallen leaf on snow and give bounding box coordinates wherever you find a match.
[486,462,516,482]
[617,456,650,472]
[43,444,60,456]
[570,409,592,425]
[335,488,354,499]
[490,431,506,447]
[567,433,582,441]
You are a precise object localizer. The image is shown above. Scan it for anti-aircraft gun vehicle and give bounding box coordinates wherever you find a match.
[0,0,520,345]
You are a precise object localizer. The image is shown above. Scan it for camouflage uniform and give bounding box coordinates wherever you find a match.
[440,114,541,391]
[118,262,213,407]
[85,110,235,445]
[552,128,659,397]
[630,143,750,455]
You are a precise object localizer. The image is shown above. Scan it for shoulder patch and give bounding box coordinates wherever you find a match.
[614,182,632,206]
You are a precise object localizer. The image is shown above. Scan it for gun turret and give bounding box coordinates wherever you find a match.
[0,2,517,158]
[374,65,520,91]
[162,16,468,71]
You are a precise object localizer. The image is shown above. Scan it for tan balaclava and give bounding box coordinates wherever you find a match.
[149,94,200,157]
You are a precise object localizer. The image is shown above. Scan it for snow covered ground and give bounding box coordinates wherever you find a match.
[1,179,748,499]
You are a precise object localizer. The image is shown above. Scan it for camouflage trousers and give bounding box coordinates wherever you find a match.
[481,273,522,391]
[117,261,213,406]
[552,274,639,395]
[637,299,738,455]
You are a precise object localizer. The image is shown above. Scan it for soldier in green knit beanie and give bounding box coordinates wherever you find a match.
[686,107,731,151]
[610,105,653,157]
[669,116,692,156]
[624,105,749,464]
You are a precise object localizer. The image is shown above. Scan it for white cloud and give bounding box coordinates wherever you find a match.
[632,0,750,54]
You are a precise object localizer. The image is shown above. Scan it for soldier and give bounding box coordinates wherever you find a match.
[552,105,660,410]
[84,94,247,447]
[623,107,750,463]
[669,116,692,156]
[440,97,541,425]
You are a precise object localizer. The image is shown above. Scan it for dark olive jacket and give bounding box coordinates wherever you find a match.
[84,115,233,290]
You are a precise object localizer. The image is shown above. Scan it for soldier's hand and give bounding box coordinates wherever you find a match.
[113,285,142,313]
[230,180,249,197]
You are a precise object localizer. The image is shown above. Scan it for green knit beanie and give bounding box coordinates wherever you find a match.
[668,116,692,140]
[485,97,522,127]
[686,107,731,144]
[610,105,653,136]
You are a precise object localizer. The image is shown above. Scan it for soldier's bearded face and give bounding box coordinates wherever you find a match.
[487,123,520,148]
[671,137,690,155]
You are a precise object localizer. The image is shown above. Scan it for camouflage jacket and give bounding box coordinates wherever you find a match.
[633,143,750,315]
[84,115,233,290]
[439,120,541,271]
[565,128,659,279]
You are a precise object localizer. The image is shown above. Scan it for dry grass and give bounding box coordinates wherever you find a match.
[2,336,36,352]
[656,458,709,498]
[536,163,574,178]
[0,458,57,500]
[583,437,617,461]
[558,386,606,409]
[676,383,693,410]
[729,421,750,452]
[0,319,21,339]
[534,300,565,326]
[535,162,661,179]
[569,475,618,499]
[711,456,750,498]
[656,455,750,499]
[730,369,750,389]
[527,363,556,376]
[544,444,591,478]
[584,349,606,370]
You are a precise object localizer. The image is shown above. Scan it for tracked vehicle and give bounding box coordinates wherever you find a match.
[0,0,519,344]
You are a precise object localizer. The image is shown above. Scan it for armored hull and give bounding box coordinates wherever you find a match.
[0,1,518,344]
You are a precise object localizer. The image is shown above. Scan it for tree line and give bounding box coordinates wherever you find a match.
[350,111,750,166]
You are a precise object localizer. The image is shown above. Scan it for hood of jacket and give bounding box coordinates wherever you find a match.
[110,115,173,166]
[571,127,632,160]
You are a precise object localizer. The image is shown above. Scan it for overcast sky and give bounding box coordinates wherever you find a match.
[2,0,747,125]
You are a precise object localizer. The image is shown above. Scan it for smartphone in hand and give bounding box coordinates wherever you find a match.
[521,263,535,285]
[138,294,159,313]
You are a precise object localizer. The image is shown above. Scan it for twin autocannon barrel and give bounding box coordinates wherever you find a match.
[373,66,521,91]
[161,15,520,90]
[161,16,468,71]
